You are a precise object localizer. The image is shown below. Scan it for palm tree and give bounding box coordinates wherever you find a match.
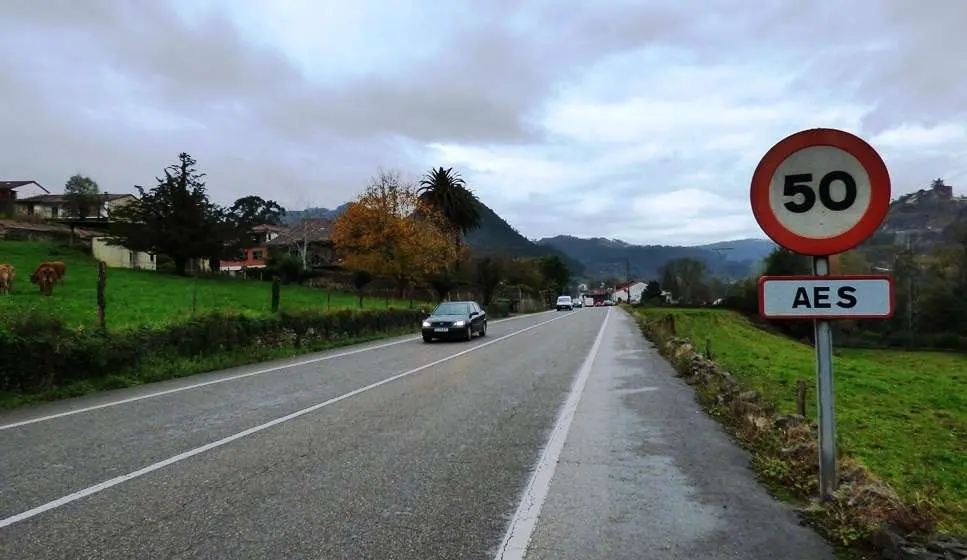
[417,167,483,261]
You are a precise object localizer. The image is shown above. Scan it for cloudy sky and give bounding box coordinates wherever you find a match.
[2,1,965,246]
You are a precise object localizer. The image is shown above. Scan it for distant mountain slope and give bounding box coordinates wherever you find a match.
[280,200,585,275]
[697,238,776,263]
[464,201,585,275]
[539,235,769,280]
[281,204,349,225]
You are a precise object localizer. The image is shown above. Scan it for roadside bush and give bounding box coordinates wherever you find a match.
[0,308,424,394]
[263,253,303,284]
[486,299,512,318]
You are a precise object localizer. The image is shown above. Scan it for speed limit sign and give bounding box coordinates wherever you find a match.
[750,128,891,255]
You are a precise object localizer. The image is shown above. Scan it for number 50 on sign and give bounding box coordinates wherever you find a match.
[751,128,891,257]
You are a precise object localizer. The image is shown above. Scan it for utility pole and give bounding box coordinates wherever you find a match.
[625,257,631,305]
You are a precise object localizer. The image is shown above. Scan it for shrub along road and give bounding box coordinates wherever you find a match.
[0,308,832,559]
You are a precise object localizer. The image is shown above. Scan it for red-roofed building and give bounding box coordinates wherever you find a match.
[586,287,611,305]
[219,224,289,273]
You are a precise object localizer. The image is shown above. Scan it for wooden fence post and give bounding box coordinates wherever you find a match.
[271,276,281,312]
[191,276,198,316]
[96,261,107,330]
[664,314,676,336]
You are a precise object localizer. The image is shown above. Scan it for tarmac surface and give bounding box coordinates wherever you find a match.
[0,307,833,559]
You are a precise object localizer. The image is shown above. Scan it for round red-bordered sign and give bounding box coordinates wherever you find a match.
[750,128,891,256]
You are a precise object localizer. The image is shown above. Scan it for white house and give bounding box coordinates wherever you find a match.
[15,193,137,220]
[91,237,157,270]
[613,281,649,303]
[661,289,678,305]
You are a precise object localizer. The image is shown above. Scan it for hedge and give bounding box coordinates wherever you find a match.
[0,308,425,394]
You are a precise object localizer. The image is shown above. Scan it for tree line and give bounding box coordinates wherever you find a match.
[619,256,728,306]
[106,153,285,276]
[649,239,967,351]
[721,241,967,350]
[101,153,571,306]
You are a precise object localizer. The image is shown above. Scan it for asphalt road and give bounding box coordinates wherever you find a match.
[0,307,833,559]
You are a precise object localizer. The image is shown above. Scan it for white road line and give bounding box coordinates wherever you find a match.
[494,307,611,560]
[0,310,554,431]
[0,310,577,529]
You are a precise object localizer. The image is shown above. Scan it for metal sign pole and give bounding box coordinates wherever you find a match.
[812,255,837,501]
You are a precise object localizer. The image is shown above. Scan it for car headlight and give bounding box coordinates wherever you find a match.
[453,320,466,327]
[422,321,431,328]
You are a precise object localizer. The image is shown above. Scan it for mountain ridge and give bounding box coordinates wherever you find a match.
[279,201,778,280]
[537,235,775,280]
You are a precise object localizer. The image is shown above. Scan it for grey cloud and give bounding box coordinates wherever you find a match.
[854,2,967,132]
[2,0,690,145]
[0,41,403,209]
[0,0,697,223]
[695,1,967,135]
[258,2,691,144]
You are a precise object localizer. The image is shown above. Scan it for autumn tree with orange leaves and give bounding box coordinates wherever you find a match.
[331,169,456,297]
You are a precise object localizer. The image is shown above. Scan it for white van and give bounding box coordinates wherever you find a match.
[556,295,573,311]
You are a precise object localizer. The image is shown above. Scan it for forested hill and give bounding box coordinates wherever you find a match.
[463,201,585,275]
[538,235,775,280]
[281,204,349,224]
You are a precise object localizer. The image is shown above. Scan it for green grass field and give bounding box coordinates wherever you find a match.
[635,307,967,534]
[0,240,417,330]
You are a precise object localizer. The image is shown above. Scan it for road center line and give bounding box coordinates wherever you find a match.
[0,310,554,431]
[493,307,611,560]
[0,309,578,529]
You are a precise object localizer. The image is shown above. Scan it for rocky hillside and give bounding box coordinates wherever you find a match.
[866,180,967,250]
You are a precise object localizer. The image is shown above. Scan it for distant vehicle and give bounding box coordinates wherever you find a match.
[584,296,595,307]
[573,298,583,308]
[604,299,615,306]
[421,300,487,343]
[556,295,573,311]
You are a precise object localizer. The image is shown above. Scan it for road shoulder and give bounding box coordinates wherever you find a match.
[521,308,835,560]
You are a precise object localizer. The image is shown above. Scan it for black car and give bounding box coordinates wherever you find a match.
[421,300,487,342]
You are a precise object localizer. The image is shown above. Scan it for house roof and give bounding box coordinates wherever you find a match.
[615,280,647,291]
[252,224,288,233]
[0,180,50,193]
[16,193,134,204]
[265,218,333,246]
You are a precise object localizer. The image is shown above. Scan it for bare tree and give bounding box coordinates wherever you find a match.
[289,197,326,270]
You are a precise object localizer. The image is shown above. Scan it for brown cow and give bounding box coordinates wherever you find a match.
[31,265,58,296]
[31,261,66,285]
[0,263,14,295]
